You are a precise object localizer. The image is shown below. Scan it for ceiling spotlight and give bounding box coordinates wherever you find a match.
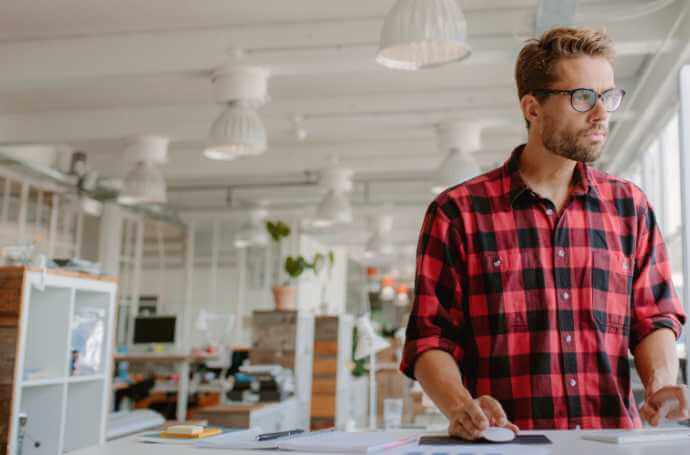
[377,0,472,70]
[365,214,395,258]
[205,101,267,160]
[314,157,354,227]
[234,203,269,248]
[118,135,169,205]
[431,122,482,194]
[204,66,270,160]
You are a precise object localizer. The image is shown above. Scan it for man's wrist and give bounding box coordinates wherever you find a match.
[645,379,675,399]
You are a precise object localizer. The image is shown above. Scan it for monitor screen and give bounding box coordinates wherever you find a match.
[133,316,176,344]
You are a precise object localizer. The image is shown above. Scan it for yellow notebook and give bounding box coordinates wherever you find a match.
[160,427,222,439]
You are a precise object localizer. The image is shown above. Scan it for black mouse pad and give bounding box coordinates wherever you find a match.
[419,434,552,445]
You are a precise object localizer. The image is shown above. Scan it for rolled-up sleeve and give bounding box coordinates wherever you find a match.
[400,200,465,380]
[630,198,686,351]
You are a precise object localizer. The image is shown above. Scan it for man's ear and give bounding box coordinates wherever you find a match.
[520,95,541,128]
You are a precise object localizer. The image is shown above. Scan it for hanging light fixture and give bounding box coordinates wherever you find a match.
[377,0,472,71]
[431,122,482,194]
[365,214,395,258]
[204,66,270,160]
[314,157,354,227]
[234,203,269,248]
[118,135,169,205]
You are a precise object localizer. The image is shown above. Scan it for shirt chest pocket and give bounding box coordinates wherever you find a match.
[591,249,633,333]
[465,252,530,335]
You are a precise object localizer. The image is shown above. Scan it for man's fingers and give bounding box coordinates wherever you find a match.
[479,396,508,426]
[449,415,479,440]
[464,400,490,430]
[504,422,520,434]
[639,403,654,425]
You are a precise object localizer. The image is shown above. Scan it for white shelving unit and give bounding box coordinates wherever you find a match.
[7,268,117,455]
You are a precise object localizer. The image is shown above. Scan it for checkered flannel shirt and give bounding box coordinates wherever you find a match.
[401,145,685,429]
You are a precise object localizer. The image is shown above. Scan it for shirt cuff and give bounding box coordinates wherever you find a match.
[399,335,459,380]
[630,314,683,352]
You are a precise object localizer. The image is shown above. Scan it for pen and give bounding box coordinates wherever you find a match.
[256,429,305,441]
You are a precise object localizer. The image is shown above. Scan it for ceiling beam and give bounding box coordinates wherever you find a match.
[0,9,664,91]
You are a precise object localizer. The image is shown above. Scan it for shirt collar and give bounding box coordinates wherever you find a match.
[502,144,601,207]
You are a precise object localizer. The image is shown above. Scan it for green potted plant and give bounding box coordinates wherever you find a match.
[265,220,325,311]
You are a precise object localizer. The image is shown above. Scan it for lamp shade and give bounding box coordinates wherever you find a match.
[377,0,471,70]
[315,190,353,226]
[234,207,269,248]
[354,315,391,360]
[118,161,167,205]
[431,148,481,194]
[204,102,267,160]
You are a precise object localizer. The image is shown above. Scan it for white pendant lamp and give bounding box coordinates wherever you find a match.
[118,135,169,205]
[314,158,354,227]
[204,66,270,160]
[234,204,269,248]
[431,122,482,194]
[365,214,394,258]
[377,0,472,71]
[205,101,267,160]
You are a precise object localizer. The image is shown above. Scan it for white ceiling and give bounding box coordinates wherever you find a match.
[0,0,688,253]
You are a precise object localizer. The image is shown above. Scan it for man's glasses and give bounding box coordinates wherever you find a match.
[532,87,626,113]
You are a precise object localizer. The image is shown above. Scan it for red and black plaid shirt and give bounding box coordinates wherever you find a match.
[401,145,685,430]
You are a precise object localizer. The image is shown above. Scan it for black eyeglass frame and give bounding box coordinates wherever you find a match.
[532,87,626,113]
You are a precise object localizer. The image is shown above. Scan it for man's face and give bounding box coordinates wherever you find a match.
[537,56,615,163]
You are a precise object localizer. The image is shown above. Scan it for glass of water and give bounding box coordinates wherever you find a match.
[383,398,404,429]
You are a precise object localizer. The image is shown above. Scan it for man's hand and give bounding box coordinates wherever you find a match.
[640,384,690,426]
[447,395,520,440]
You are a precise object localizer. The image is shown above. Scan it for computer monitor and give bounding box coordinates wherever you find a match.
[132,315,176,344]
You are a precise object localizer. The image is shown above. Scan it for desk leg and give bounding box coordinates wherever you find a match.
[178,361,190,422]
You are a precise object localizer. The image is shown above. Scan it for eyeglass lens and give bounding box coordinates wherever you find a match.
[571,88,624,113]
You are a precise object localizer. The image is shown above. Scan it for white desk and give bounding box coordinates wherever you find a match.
[114,353,216,421]
[70,429,690,455]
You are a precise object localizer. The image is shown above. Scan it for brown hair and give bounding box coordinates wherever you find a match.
[515,27,616,128]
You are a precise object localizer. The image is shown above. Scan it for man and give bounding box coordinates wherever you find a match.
[400,27,687,438]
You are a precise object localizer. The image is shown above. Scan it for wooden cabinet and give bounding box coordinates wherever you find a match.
[250,310,314,430]
[310,315,353,430]
[0,267,117,455]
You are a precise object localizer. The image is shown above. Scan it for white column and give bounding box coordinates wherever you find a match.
[182,221,196,351]
[678,65,690,384]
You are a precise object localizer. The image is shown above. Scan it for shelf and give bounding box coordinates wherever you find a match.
[21,375,105,387]
[21,377,66,388]
[67,374,105,384]
[70,290,112,377]
[63,380,105,451]
[23,286,72,380]
[19,385,64,455]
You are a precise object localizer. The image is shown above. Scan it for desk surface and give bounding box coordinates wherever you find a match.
[72,429,690,455]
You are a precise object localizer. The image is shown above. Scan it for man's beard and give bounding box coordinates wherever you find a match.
[541,117,607,163]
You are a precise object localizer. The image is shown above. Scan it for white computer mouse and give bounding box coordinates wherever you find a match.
[481,426,516,442]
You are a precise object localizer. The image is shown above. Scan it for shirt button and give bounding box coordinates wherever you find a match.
[493,259,502,267]
[562,291,570,300]
[545,208,554,216]
[622,261,629,271]
[557,249,565,258]
[565,334,572,343]
[569,379,577,387]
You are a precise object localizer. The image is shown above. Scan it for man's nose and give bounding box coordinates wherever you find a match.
[589,97,609,124]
